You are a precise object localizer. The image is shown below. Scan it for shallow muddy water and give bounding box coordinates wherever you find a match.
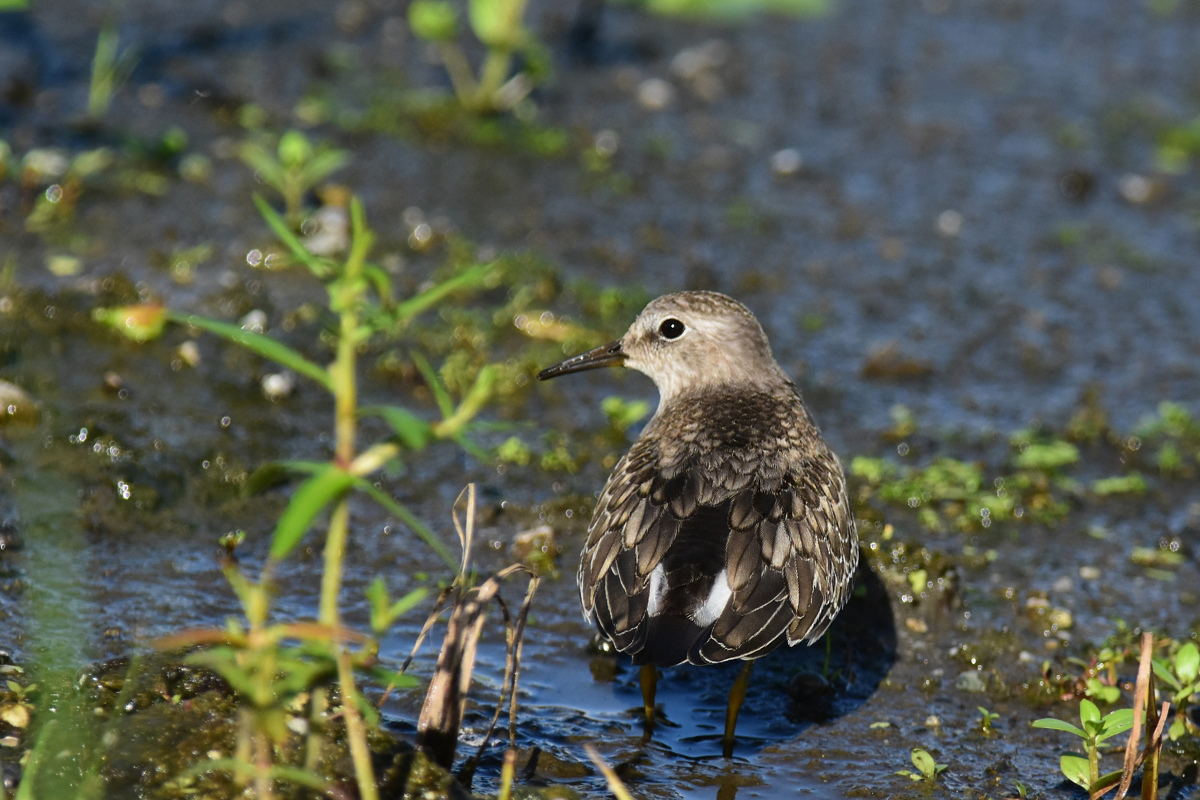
[1,0,1200,797]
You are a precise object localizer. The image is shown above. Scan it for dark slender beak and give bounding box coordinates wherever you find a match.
[537,340,626,380]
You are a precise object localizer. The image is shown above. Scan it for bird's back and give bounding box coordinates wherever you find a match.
[579,383,858,667]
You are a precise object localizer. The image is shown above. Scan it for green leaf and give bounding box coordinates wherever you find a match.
[1096,708,1134,743]
[367,581,428,633]
[412,351,454,417]
[1152,657,1182,690]
[366,666,421,690]
[408,0,458,41]
[1078,698,1100,725]
[911,748,936,777]
[361,404,433,449]
[393,261,497,328]
[269,466,355,560]
[242,462,292,496]
[238,142,287,190]
[92,303,168,342]
[298,148,350,188]
[166,311,333,391]
[1013,439,1080,471]
[252,194,336,278]
[469,0,526,49]
[1177,642,1200,684]
[437,364,497,437]
[393,263,496,331]
[1032,717,1086,738]
[186,648,260,701]
[1059,754,1090,789]
[1091,473,1147,496]
[277,130,313,168]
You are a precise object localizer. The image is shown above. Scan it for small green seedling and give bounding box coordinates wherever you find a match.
[238,130,348,225]
[976,706,1000,734]
[408,0,550,113]
[1033,698,1133,793]
[1084,676,1121,704]
[896,748,947,783]
[1152,641,1199,740]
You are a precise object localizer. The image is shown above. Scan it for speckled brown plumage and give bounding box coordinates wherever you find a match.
[539,291,858,670]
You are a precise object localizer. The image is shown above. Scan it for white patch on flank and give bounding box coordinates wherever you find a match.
[647,563,668,616]
[692,569,732,627]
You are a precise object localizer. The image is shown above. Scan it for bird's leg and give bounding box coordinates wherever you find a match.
[638,663,658,730]
[722,660,754,757]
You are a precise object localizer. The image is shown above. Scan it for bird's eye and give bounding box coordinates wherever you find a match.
[658,318,685,339]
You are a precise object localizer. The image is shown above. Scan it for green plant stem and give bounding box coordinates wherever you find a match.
[336,646,379,800]
[255,727,275,800]
[437,42,479,108]
[333,319,359,469]
[319,500,351,628]
[305,688,326,773]
[88,21,118,118]
[476,48,513,109]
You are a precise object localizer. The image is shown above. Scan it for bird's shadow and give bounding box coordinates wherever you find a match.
[609,554,896,760]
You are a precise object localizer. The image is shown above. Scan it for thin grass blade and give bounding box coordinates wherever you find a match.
[251,194,336,277]
[167,312,332,391]
[270,466,355,560]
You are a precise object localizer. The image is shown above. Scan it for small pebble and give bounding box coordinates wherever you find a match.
[594,129,620,157]
[1117,173,1161,205]
[261,372,295,401]
[924,714,940,728]
[669,40,730,81]
[1048,607,1073,630]
[1078,565,1102,580]
[302,205,350,256]
[177,340,201,368]
[770,148,803,177]
[636,78,675,112]
[0,704,29,729]
[46,254,82,276]
[955,670,988,693]
[0,380,37,424]
[936,209,963,237]
[239,309,267,333]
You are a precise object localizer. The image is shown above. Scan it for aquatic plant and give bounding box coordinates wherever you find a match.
[238,130,349,226]
[1033,699,1133,794]
[407,0,550,114]
[1156,114,1200,174]
[1133,401,1200,477]
[976,706,1000,735]
[895,747,947,783]
[88,18,137,119]
[1152,642,1199,741]
[88,196,502,799]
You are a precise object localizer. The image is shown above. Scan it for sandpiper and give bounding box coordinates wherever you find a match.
[538,290,858,755]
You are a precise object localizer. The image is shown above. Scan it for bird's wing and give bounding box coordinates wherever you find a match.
[696,447,857,664]
[579,436,857,666]
[578,438,683,656]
